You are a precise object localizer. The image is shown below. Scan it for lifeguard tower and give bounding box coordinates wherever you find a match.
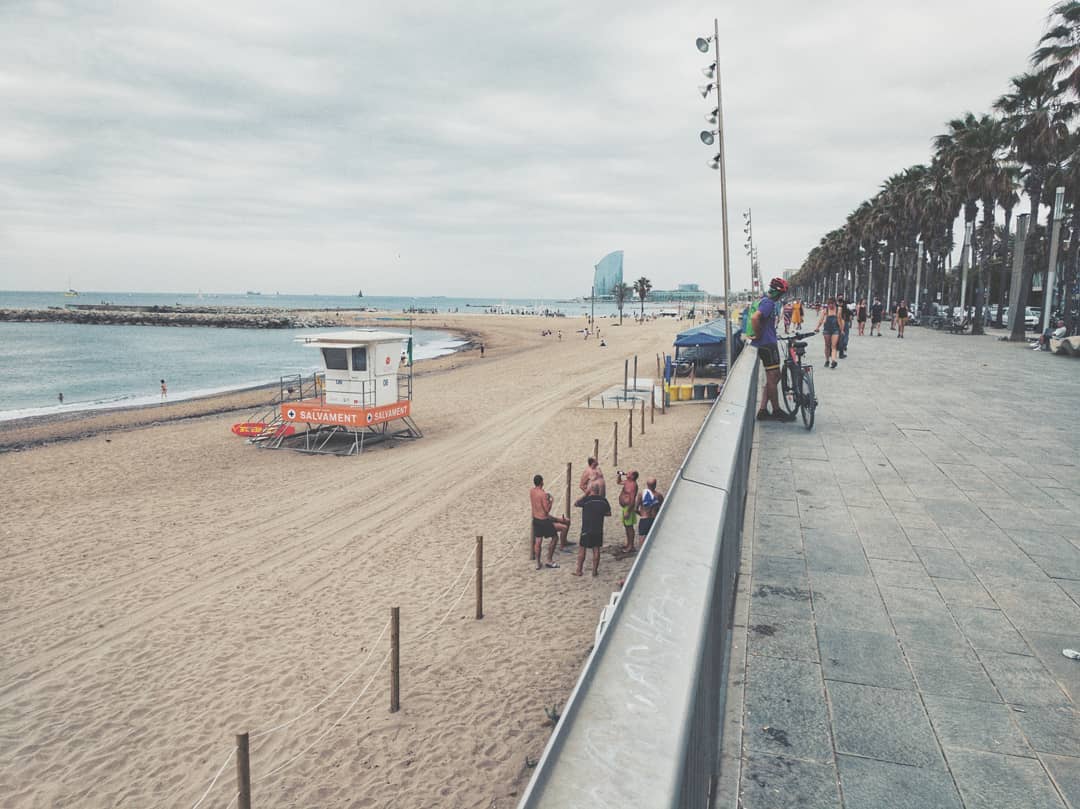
[259,330,421,455]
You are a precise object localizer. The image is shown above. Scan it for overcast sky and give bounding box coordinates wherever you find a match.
[0,1,1054,297]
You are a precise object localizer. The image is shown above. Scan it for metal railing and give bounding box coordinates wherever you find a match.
[517,345,759,809]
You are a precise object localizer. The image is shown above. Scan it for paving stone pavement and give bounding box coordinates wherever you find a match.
[730,326,1080,809]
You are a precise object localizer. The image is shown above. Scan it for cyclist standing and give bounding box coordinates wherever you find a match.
[748,277,797,422]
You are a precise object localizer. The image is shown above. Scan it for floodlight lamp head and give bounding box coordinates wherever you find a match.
[696,36,712,53]
[699,130,716,145]
[708,160,720,170]
[702,64,715,78]
[699,84,714,98]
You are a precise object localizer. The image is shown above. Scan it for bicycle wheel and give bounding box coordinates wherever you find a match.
[799,368,816,430]
[779,363,798,415]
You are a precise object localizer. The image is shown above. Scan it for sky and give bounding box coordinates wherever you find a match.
[0,0,1056,297]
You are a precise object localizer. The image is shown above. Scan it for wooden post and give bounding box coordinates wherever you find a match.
[613,421,618,466]
[236,733,251,809]
[650,386,655,424]
[641,398,645,435]
[593,438,599,463]
[390,607,400,712]
[475,536,483,620]
[633,355,638,391]
[565,462,572,517]
[628,409,633,448]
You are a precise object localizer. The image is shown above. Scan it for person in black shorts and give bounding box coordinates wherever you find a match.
[747,277,796,421]
[573,481,611,576]
[896,300,909,338]
[815,297,842,368]
[530,474,570,569]
[857,299,868,336]
[636,477,664,545]
[869,297,884,336]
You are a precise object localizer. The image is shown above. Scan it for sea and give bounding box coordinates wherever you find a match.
[0,290,641,422]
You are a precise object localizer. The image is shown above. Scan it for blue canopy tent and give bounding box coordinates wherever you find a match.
[672,318,737,376]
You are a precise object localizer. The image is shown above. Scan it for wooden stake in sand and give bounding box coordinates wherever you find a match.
[475,536,483,620]
[628,409,633,449]
[613,421,618,466]
[593,438,599,463]
[650,386,655,424]
[390,607,400,712]
[565,462,572,517]
[236,733,251,809]
[641,398,645,435]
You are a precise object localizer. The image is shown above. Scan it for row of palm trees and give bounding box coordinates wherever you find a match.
[790,0,1080,340]
[612,277,653,323]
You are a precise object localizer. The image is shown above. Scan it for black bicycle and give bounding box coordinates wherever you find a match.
[778,332,817,430]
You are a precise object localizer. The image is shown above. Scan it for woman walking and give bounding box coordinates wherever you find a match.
[857,299,867,336]
[791,298,804,331]
[815,297,841,368]
[896,300,909,338]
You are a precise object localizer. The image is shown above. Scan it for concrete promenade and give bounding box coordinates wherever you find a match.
[724,324,1080,809]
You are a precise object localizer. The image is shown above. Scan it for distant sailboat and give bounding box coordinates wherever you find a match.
[358,289,363,297]
[64,276,78,297]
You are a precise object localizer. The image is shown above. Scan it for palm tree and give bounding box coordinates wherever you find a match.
[613,282,632,325]
[633,276,652,320]
[994,70,1071,340]
[1033,1,1080,97]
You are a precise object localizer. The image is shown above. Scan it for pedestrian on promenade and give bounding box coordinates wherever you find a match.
[896,300,909,338]
[618,470,640,552]
[889,301,898,331]
[747,277,797,421]
[579,456,607,497]
[530,474,570,569]
[782,301,793,334]
[479,343,485,357]
[869,297,884,336]
[837,297,852,358]
[636,477,664,545]
[857,299,868,336]
[791,298,804,331]
[573,481,611,577]
[816,297,841,368]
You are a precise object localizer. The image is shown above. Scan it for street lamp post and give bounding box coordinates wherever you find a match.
[697,20,733,374]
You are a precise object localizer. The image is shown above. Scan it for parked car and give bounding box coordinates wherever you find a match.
[1024,306,1041,331]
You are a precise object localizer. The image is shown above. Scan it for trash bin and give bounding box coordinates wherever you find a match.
[705,383,720,399]
[678,384,693,401]
[693,384,705,400]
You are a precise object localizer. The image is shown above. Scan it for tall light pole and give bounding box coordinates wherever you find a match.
[697,20,733,374]
[1043,186,1065,333]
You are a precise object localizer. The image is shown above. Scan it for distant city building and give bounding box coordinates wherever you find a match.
[593,251,624,298]
[677,283,701,292]
[650,285,711,302]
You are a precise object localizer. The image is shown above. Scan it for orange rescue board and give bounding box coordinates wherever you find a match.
[280,400,411,427]
[232,422,266,436]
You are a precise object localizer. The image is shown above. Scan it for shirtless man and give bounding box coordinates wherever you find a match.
[635,477,664,545]
[578,457,607,497]
[530,474,570,569]
[618,470,639,552]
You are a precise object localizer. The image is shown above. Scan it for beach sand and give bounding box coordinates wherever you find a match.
[1,314,712,808]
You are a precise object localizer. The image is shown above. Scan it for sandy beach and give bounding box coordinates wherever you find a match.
[1,313,712,808]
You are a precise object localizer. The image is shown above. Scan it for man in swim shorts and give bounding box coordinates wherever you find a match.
[573,481,611,577]
[636,477,664,544]
[578,456,607,497]
[618,470,639,552]
[531,474,570,569]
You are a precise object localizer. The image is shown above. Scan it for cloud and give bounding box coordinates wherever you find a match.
[0,0,1056,296]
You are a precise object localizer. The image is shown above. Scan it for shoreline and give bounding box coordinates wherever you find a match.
[0,316,482,451]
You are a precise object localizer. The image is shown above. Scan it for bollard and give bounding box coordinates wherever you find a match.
[236,733,251,809]
[613,421,618,466]
[390,607,400,712]
[624,359,628,400]
[475,537,483,620]
[593,438,599,464]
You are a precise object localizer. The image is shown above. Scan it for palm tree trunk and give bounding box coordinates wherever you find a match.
[1010,182,1044,342]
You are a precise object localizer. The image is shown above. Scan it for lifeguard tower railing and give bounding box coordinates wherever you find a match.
[516,346,760,809]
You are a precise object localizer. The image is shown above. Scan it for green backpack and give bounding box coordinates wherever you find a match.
[742,299,761,338]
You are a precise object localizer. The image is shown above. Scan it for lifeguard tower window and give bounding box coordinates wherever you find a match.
[322,348,349,371]
[351,347,368,371]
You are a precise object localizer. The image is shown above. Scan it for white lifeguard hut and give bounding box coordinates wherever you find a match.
[259,329,421,455]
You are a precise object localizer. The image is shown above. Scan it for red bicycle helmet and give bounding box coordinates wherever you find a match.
[769,277,789,294]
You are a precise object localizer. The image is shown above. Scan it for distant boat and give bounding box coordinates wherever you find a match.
[64,289,79,297]
[246,290,262,296]
[358,289,363,297]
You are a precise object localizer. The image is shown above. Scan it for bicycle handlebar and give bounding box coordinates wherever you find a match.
[779,331,817,340]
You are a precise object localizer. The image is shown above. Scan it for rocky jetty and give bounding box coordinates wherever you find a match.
[0,305,352,329]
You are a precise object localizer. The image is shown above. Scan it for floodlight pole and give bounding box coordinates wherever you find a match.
[591,284,595,327]
[711,18,733,372]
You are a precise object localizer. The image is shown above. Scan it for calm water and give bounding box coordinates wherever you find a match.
[0,322,463,421]
[0,290,682,421]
